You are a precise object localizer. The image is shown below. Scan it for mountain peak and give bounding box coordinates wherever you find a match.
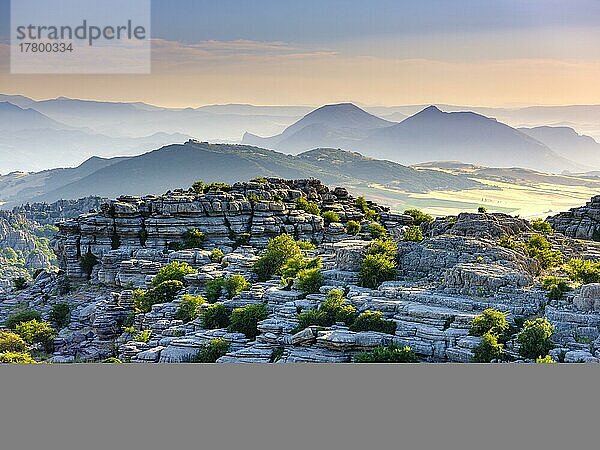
[418,105,443,115]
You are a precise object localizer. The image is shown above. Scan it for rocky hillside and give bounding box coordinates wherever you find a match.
[3,180,600,364]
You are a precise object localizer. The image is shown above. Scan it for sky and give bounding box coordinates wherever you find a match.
[1,0,600,107]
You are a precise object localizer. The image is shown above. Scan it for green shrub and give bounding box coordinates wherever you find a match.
[403,225,424,242]
[346,220,361,236]
[174,294,206,323]
[322,210,340,225]
[192,180,205,193]
[517,318,554,359]
[4,309,41,329]
[564,258,600,285]
[79,251,98,278]
[355,345,418,363]
[101,357,123,363]
[15,319,55,352]
[295,289,357,331]
[525,234,562,269]
[204,182,231,192]
[367,238,398,260]
[530,218,553,234]
[478,206,487,213]
[152,261,197,286]
[359,254,397,289]
[295,268,324,294]
[295,197,321,215]
[228,303,268,339]
[250,177,268,183]
[281,257,322,286]
[224,274,251,299]
[349,311,396,334]
[210,248,225,263]
[202,303,231,329]
[49,303,71,329]
[498,234,519,249]
[355,196,379,220]
[13,277,28,291]
[253,234,303,281]
[134,330,152,343]
[536,355,555,364]
[404,209,434,225]
[194,338,230,363]
[470,309,509,338]
[368,222,387,239]
[135,280,184,313]
[297,240,316,250]
[473,332,503,362]
[541,276,572,300]
[179,229,206,249]
[0,330,28,353]
[0,352,37,364]
[205,277,226,303]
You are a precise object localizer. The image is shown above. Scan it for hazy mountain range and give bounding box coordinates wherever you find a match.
[0,142,482,207]
[3,93,600,175]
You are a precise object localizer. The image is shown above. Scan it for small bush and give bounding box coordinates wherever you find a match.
[253,234,303,281]
[536,355,555,364]
[359,254,397,289]
[473,332,503,362]
[349,311,396,334]
[0,330,28,353]
[13,277,28,291]
[346,220,361,236]
[228,303,268,339]
[368,222,387,239]
[192,180,205,193]
[322,210,340,225]
[224,274,251,299]
[404,209,434,225]
[15,319,55,352]
[295,289,357,331]
[174,294,206,323]
[5,309,42,329]
[403,225,424,242]
[177,229,206,250]
[541,276,572,300]
[204,182,231,192]
[355,196,379,220]
[194,338,230,363]
[297,240,316,250]
[564,258,600,285]
[0,352,37,364]
[525,234,562,269]
[49,303,71,329]
[517,318,554,359]
[295,197,321,215]
[135,280,184,313]
[470,309,509,338]
[101,357,123,363]
[478,206,487,213]
[210,248,225,263]
[295,268,324,294]
[152,261,197,286]
[79,251,98,278]
[134,330,152,343]
[367,238,398,260]
[205,278,226,303]
[202,303,231,329]
[250,177,268,183]
[530,218,553,234]
[281,257,322,286]
[355,345,418,363]
[498,234,519,250]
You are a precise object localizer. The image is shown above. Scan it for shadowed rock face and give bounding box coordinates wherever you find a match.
[547,195,600,240]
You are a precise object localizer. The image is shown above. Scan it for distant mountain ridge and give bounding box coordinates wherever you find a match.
[0,142,482,207]
[245,104,583,173]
